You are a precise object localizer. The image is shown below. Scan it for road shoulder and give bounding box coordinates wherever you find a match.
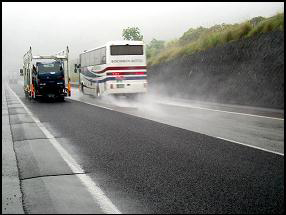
[2,86,24,214]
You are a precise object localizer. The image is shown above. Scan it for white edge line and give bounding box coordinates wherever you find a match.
[67,97,114,111]
[215,136,284,156]
[66,92,284,157]
[7,86,121,214]
[157,101,284,121]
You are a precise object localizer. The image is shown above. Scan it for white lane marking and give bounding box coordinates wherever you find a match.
[67,93,284,157]
[157,101,284,121]
[68,97,114,111]
[8,86,121,214]
[215,136,284,156]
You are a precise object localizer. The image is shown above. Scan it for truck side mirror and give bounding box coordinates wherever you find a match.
[74,64,78,73]
[20,69,23,76]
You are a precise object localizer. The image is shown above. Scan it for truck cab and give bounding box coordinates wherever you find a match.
[33,61,67,99]
[22,46,70,101]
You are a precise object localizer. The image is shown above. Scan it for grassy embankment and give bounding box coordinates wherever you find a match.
[147,13,284,66]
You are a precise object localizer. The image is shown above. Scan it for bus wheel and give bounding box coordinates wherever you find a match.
[81,83,84,93]
[96,87,100,97]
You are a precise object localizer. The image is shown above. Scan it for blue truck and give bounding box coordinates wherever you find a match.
[20,47,71,101]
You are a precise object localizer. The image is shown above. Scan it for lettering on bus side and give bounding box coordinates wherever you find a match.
[111,59,143,63]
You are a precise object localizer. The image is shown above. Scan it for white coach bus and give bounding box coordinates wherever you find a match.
[78,40,147,97]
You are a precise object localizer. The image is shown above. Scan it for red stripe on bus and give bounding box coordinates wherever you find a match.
[95,66,147,74]
[107,71,146,76]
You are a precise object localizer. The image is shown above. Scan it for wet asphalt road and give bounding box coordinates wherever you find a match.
[10,84,284,214]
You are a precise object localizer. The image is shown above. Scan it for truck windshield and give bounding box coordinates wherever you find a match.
[37,62,63,74]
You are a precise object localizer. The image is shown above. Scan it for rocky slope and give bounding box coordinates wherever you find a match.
[148,31,284,109]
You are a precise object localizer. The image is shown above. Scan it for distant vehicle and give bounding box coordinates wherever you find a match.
[21,46,71,101]
[8,72,18,84]
[9,79,17,84]
[76,40,147,97]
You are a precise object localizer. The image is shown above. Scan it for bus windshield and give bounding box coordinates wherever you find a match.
[37,62,63,74]
[110,45,143,55]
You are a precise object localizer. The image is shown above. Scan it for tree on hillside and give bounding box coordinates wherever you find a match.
[179,26,207,45]
[122,27,143,41]
[209,23,232,33]
[146,38,165,58]
[250,16,266,27]
[165,39,179,48]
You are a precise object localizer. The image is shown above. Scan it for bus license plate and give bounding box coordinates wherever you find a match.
[116,75,125,80]
[117,84,124,88]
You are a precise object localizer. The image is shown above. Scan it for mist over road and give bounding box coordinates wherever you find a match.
[68,85,284,155]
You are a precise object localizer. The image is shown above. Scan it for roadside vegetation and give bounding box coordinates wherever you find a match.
[147,13,284,66]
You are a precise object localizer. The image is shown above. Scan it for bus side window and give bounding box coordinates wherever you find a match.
[95,49,100,65]
[101,56,106,64]
[101,47,106,64]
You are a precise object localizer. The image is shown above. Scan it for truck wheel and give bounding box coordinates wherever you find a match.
[28,93,32,101]
[58,97,65,102]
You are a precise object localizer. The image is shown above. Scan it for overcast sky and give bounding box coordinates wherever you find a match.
[2,2,284,74]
